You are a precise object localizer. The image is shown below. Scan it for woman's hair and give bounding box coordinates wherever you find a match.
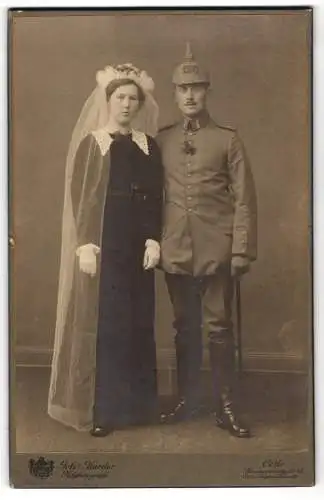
[105,78,146,106]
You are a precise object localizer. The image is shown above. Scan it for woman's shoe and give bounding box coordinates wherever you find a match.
[90,425,114,437]
[160,399,202,424]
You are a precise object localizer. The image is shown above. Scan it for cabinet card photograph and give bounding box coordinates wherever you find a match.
[9,7,314,488]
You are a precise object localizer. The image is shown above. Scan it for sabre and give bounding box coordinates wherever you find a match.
[235,278,243,374]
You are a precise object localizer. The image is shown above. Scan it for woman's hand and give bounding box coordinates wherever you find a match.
[76,243,100,277]
[143,239,160,270]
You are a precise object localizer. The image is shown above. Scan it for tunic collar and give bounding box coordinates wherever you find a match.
[91,127,149,156]
[183,111,210,132]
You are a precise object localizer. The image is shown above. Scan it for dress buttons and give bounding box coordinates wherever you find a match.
[188,208,192,212]
[187,196,192,201]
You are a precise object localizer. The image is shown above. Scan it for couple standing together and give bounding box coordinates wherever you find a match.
[48,43,257,440]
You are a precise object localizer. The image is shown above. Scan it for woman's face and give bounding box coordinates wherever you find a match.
[108,83,141,127]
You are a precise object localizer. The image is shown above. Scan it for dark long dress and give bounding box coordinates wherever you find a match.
[77,133,163,428]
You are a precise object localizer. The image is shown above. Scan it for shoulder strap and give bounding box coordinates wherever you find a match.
[158,123,177,133]
[215,123,237,132]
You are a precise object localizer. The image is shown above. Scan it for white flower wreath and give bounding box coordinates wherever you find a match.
[96,63,155,93]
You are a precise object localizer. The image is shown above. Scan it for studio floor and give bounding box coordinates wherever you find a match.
[13,367,310,454]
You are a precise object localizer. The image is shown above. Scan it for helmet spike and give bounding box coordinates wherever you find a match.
[184,41,194,61]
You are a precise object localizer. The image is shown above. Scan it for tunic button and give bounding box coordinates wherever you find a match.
[188,196,192,200]
[188,208,192,212]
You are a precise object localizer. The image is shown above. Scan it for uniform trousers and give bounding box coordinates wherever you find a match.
[165,263,236,409]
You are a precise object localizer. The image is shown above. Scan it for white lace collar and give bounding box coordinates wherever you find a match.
[91,127,149,156]
[132,129,149,156]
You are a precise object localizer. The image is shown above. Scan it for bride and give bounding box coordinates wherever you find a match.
[48,63,163,437]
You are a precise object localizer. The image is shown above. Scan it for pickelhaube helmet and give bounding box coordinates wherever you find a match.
[172,42,210,86]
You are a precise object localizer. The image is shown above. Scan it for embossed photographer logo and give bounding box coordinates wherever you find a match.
[28,457,55,479]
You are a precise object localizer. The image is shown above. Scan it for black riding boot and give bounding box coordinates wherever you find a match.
[160,335,203,424]
[209,337,250,438]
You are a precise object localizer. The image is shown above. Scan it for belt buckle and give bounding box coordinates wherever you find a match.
[132,184,147,201]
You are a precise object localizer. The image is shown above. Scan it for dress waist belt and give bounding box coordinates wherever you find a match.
[108,188,148,201]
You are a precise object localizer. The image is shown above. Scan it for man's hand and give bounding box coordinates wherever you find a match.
[231,255,250,278]
[143,239,160,270]
[76,243,100,277]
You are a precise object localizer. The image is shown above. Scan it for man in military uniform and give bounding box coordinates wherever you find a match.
[157,43,257,437]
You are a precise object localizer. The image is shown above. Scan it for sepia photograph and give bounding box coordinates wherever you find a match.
[9,7,313,487]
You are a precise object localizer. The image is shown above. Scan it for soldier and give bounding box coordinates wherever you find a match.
[157,43,257,438]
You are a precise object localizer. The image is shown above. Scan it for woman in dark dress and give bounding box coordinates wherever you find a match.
[48,64,163,436]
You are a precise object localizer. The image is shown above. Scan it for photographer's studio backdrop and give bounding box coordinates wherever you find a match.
[11,11,311,392]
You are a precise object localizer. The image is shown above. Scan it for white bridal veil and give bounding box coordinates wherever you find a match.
[48,64,159,430]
